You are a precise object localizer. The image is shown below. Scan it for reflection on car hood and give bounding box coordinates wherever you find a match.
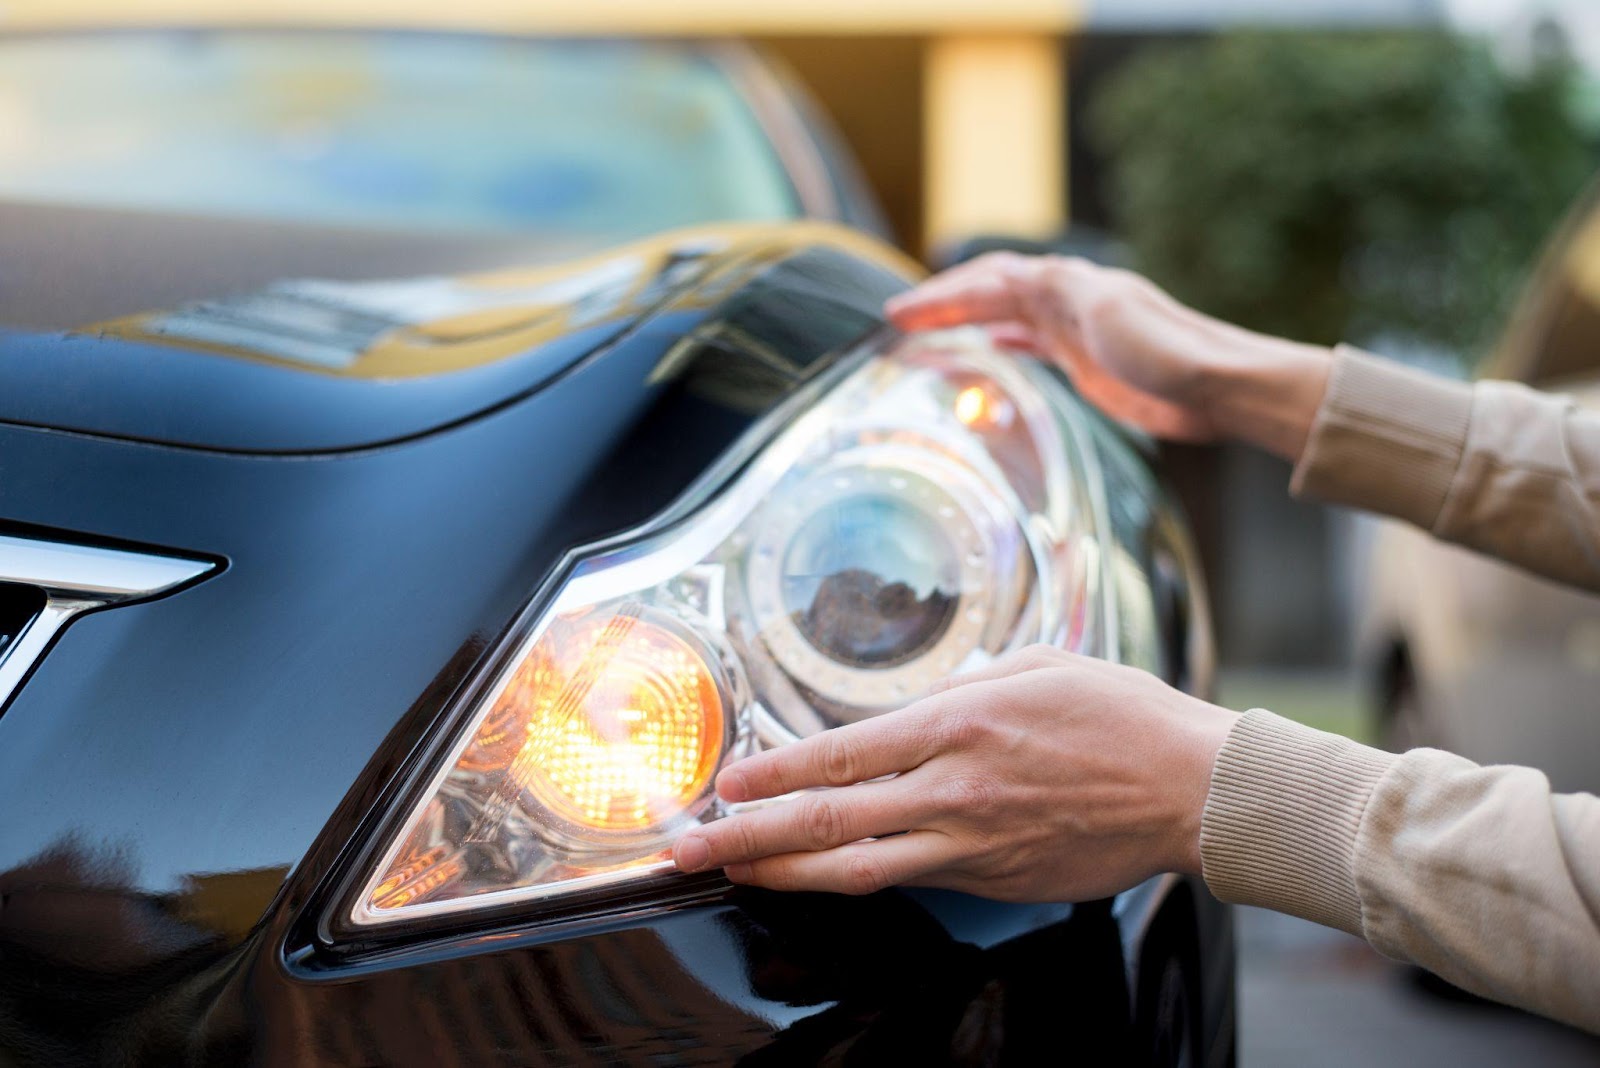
[0,220,919,454]
[107,246,708,376]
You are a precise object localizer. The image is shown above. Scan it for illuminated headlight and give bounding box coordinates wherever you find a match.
[347,328,1104,927]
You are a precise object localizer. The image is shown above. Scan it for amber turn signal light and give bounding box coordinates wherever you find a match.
[513,610,726,833]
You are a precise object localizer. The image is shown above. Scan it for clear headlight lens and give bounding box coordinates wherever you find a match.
[349,328,1103,927]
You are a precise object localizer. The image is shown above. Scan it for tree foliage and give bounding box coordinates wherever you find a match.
[1089,30,1593,359]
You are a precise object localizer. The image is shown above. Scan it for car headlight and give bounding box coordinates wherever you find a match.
[347,327,1105,928]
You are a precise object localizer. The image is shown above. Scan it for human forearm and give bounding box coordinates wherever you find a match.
[885,253,1335,459]
[1187,322,1333,463]
[1159,313,1600,592]
[1291,348,1600,591]
[1201,711,1600,1033]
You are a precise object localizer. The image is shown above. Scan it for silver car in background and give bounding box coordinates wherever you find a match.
[1361,176,1600,793]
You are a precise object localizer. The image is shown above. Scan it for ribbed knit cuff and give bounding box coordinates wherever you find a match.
[1200,710,1399,937]
[1290,346,1473,532]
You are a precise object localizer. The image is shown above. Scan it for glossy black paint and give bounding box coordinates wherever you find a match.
[0,230,1232,1065]
[0,234,1233,1065]
[0,38,1231,1054]
[0,210,798,454]
[0,25,1232,1064]
[0,312,628,454]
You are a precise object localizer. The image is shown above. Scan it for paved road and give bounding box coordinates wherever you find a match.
[1238,906,1600,1065]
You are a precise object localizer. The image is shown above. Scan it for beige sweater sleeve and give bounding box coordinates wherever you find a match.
[1289,345,1600,590]
[1200,348,1600,1033]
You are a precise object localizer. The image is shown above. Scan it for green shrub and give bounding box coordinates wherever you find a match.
[1089,30,1593,360]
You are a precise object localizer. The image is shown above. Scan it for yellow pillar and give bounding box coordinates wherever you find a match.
[923,33,1066,252]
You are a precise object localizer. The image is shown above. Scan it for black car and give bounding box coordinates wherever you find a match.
[0,27,1235,1066]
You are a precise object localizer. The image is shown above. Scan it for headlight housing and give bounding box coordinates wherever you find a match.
[347,328,1106,928]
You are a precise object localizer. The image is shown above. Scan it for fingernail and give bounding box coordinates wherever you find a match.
[675,835,709,873]
[725,863,751,883]
[717,768,748,803]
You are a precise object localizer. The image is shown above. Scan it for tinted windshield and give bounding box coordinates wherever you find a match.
[0,31,800,239]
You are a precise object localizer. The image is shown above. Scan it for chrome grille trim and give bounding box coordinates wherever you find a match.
[0,535,215,712]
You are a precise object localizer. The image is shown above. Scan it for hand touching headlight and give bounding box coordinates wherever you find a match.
[673,645,1239,902]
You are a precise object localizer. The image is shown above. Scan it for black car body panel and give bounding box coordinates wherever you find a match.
[0,28,1233,1067]
[0,228,1233,1065]
[0,222,898,454]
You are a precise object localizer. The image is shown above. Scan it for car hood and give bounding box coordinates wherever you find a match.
[0,217,917,454]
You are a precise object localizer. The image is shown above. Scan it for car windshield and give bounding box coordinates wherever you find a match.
[0,30,800,239]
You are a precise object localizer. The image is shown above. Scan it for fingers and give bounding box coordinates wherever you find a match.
[984,321,1044,353]
[926,644,1072,696]
[714,705,942,803]
[887,255,1215,443]
[884,253,1045,331]
[675,776,924,873]
[724,830,959,895]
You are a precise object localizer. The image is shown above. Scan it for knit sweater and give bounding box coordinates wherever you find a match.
[1199,348,1600,1033]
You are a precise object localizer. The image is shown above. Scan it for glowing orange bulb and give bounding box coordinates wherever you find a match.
[954,385,990,426]
[367,610,726,914]
[483,611,726,834]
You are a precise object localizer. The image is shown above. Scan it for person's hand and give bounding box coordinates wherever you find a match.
[885,253,1331,463]
[671,646,1240,901]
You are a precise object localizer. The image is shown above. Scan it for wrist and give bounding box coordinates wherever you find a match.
[1194,332,1333,463]
[1170,702,1241,878]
